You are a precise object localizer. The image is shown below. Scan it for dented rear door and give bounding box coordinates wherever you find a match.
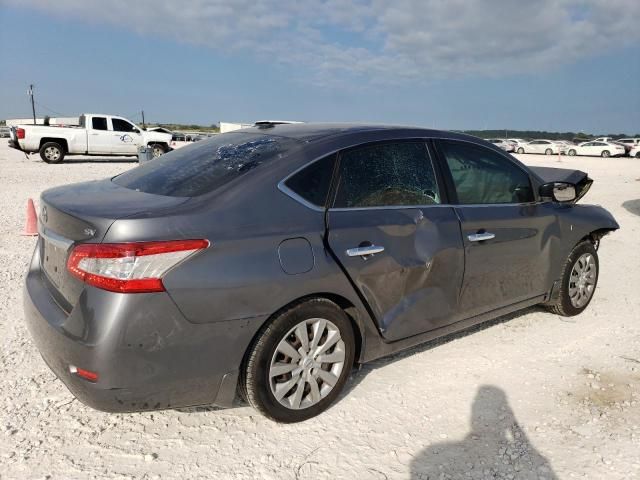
[325,141,464,341]
[327,207,464,341]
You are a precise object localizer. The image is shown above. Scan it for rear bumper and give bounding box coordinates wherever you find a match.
[8,139,22,151]
[23,242,266,412]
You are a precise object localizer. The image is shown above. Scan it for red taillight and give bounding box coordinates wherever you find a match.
[70,365,99,383]
[16,128,25,139]
[67,239,209,293]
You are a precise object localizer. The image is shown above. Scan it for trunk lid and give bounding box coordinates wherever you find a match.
[38,179,189,311]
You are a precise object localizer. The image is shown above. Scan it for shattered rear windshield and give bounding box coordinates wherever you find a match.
[113,133,297,197]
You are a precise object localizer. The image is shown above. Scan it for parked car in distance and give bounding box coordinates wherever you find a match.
[566,141,626,158]
[487,138,515,152]
[507,138,529,151]
[0,126,10,138]
[24,124,619,422]
[616,138,640,148]
[516,139,563,155]
[8,114,172,163]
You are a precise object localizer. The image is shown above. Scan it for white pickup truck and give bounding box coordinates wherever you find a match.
[8,114,172,163]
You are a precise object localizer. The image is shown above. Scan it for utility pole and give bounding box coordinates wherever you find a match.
[28,84,36,124]
[141,110,146,129]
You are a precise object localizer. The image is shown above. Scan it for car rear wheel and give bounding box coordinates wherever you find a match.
[545,148,553,155]
[601,150,610,158]
[568,149,577,156]
[240,298,355,422]
[517,147,525,154]
[547,241,599,316]
[39,142,65,164]
[635,152,640,159]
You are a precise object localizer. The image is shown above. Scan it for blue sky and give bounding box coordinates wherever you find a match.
[1,1,639,134]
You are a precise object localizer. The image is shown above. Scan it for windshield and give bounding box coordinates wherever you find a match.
[114,133,298,197]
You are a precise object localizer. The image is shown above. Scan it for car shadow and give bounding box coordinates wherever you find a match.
[175,306,546,415]
[62,157,138,164]
[339,305,544,400]
[410,385,558,479]
[622,199,640,217]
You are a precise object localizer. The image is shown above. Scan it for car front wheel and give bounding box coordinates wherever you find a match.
[545,148,553,155]
[517,147,525,154]
[601,150,610,158]
[547,241,599,316]
[240,298,355,422]
[568,149,577,156]
[150,143,167,157]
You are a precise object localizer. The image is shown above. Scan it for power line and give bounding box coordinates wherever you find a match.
[33,100,67,117]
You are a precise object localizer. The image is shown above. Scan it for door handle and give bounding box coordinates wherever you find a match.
[467,232,495,242]
[346,245,385,257]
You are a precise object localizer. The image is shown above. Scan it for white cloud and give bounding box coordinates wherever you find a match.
[9,0,640,84]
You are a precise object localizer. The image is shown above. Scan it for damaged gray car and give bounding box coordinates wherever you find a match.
[24,123,619,422]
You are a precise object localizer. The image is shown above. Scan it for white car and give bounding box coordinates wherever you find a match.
[616,138,640,148]
[8,113,172,163]
[487,138,515,152]
[626,145,639,158]
[515,139,562,155]
[566,141,626,158]
[506,138,528,148]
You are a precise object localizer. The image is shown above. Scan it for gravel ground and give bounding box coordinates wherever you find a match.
[1,143,639,480]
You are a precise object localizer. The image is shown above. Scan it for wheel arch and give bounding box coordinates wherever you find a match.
[243,293,368,367]
[147,141,169,149]
[39,137,69,152]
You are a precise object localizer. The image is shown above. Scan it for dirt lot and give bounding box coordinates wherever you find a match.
[1,143,639,479]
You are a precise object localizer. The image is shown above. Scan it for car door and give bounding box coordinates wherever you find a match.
[326,141,465,341]
[588,142,604,156]
[87,116,115,154]
[111,118,143,154]
[527,141,542,154]
[434,139,557,319]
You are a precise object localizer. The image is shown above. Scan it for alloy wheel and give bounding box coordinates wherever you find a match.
[269,318,346,410]
[568,253,597,308]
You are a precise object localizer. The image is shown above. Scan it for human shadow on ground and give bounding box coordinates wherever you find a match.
[410,385,558,480]
[622,199,640,217]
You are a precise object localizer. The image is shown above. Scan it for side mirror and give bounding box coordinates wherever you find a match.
[539,182,577,203]
[132,128,140,134]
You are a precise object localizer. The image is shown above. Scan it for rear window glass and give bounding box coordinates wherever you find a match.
[92,117,107,130]
[114,133,298,197]
[284,154,336,207]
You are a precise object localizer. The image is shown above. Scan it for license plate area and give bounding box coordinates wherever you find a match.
[41,236,71,288]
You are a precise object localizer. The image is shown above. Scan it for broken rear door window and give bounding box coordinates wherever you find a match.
[333,142,441,208]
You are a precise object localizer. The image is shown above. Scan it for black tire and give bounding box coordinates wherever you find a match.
[240,298,355,423]
[150,143,167,158]
[545,148,553,155]
[635,152,640,159]
[568,149,577,156]
[517,147,525,154]
[39,142,65,163]
[601,150,610,158]
[547,241,599,317]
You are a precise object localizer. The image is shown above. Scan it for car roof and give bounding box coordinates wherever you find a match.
[234,122,455,143]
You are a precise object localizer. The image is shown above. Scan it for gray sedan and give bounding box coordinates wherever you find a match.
[24,123,619,422]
